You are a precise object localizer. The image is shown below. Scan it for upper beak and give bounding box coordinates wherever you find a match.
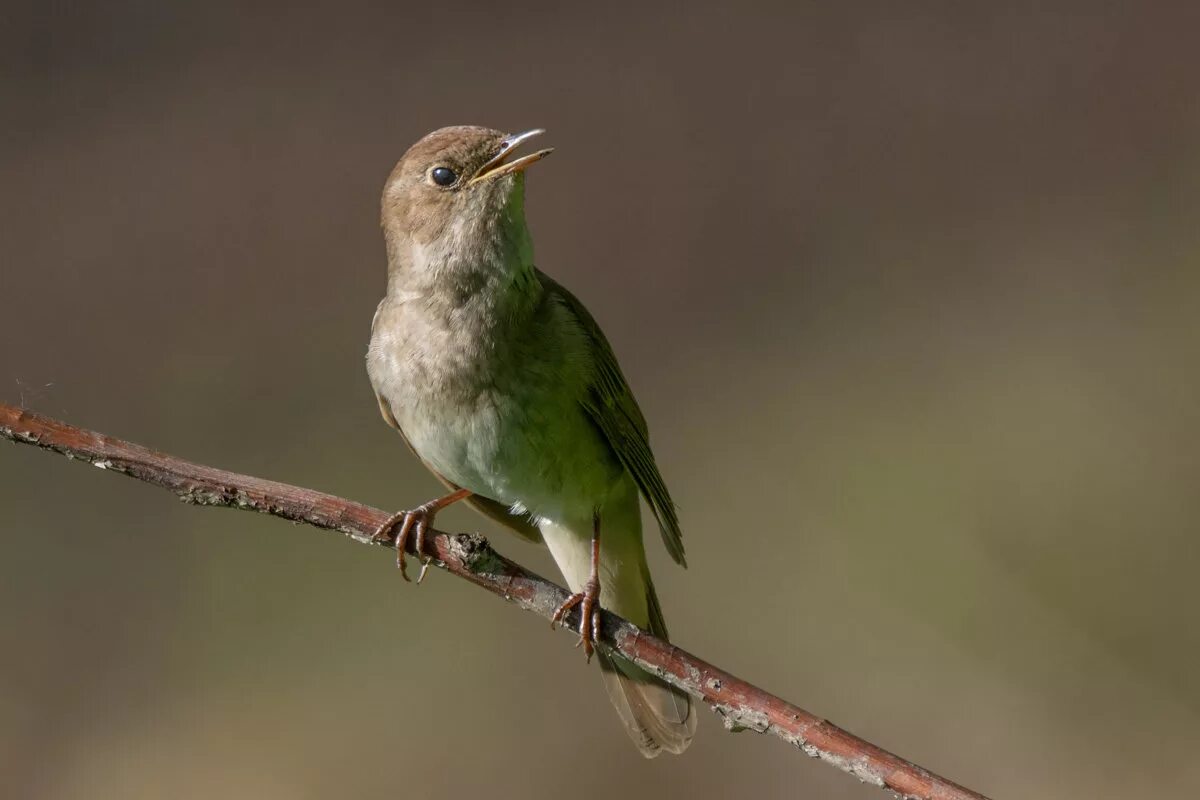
[469,129,554,184]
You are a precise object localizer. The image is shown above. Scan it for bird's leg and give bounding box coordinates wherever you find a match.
[370,488,472,583]
[551,512,603,661]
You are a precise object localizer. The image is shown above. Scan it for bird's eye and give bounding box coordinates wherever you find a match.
[430,166,457,186]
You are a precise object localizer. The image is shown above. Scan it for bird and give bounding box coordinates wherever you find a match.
[365,125,695,757]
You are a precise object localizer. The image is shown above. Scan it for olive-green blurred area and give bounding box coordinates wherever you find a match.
[3,2,1199,798]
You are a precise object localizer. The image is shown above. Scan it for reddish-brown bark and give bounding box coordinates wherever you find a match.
[1,403,990,800]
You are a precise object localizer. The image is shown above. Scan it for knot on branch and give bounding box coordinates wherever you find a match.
[444,531,504,572]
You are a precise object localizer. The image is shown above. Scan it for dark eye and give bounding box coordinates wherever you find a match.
[431,166,457,186]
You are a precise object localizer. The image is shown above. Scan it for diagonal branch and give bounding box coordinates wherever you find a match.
[0,403,990,800]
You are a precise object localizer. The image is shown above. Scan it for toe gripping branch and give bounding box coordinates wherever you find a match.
[371,488,472,582]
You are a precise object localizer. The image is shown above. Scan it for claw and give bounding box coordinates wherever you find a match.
[414,513,434,584]
[370,509,414,581]
[551,592,582,628]
[552,578,601,661]
[370,488,472,583]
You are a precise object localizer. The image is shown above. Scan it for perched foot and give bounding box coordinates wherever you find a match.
[551,577,602,661]
[370,488,472,583]
[370,504,434,582]
[551,512,605,661]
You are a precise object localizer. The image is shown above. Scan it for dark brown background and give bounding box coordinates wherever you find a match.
[3,2,1199,798]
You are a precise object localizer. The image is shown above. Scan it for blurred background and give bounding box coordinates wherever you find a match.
[3,2,1199,798]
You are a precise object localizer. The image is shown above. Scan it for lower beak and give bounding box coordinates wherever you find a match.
[469,129,554,184]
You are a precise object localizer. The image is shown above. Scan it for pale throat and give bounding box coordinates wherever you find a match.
[385,190,541,320]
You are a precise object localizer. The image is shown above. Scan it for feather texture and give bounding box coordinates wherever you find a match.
[539,271,688,567]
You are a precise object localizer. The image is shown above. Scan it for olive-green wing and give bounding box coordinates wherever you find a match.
[538,270,686,567]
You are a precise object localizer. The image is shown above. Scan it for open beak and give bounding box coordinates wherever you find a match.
[469,128,554,184]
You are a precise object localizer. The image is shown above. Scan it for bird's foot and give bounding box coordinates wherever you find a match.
[551,577,602,662]
[370,503,438,582]
[370,488,473,582]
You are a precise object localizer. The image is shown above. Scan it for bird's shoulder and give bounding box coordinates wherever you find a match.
[535,270,649,431]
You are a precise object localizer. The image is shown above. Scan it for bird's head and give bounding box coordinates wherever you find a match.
[381,126,553,280]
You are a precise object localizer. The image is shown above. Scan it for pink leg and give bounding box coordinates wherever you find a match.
[551,513,603,661]
[370,488,472,582]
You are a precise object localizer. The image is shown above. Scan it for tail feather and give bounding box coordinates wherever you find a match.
[598,570,696,757]
[537,515,695,756]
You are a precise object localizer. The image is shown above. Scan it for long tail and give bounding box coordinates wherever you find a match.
[597,566,696,757]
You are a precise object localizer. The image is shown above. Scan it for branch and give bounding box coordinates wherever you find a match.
[1,404,990,800]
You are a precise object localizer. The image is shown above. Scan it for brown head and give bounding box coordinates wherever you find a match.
[381,126,553,287]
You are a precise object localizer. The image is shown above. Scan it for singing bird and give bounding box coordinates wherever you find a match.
[366,126,695,756]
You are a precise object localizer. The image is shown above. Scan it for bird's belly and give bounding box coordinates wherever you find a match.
[395,383,623,526]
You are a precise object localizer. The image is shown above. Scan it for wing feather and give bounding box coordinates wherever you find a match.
[539,271,687,566]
